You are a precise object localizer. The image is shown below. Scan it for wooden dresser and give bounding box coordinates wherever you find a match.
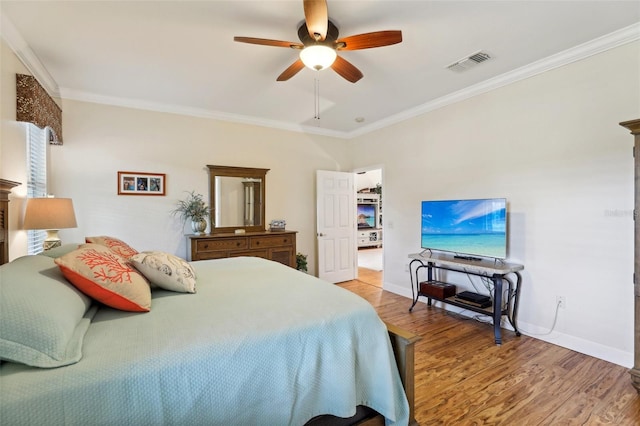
[188,230,297,268]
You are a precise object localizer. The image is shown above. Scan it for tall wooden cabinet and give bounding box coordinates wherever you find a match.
[0,179,21,265]
[188,230,297,268]
[620,118,640,393]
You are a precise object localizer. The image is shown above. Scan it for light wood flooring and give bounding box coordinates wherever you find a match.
[340,269,640,425]
[356,266,383,288]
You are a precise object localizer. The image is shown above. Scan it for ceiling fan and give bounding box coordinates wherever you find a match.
[234,0,402,83]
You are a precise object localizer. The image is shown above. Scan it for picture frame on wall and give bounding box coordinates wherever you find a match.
[118,171,166,196]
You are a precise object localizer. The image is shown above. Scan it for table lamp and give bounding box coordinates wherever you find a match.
[23,197,77,250]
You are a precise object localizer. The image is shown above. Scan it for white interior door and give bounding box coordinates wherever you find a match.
[316,170,356,283]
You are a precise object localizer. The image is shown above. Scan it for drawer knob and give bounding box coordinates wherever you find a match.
[204,244,209,249]
[237,242,242,247]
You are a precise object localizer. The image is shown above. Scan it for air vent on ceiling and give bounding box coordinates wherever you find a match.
[446,51,492,72]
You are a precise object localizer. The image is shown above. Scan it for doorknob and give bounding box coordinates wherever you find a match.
[317,232,324,237]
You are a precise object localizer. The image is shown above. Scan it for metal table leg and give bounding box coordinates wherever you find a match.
[492,274,503,345]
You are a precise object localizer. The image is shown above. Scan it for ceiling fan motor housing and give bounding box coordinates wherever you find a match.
[298,20,340,46]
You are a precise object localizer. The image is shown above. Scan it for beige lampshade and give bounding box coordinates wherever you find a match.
[23,197,78,230]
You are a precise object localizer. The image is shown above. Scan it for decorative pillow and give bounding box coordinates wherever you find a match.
[85,236,138,258]
[130,251,197,293]
[55,244,151,312]
[0,255,95,368]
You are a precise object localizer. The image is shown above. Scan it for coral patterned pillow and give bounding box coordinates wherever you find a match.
[130,251,197,293]
[55,244,151,312]
[85,236,138,258]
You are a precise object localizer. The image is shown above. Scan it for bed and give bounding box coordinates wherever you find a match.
[0,240,418,425]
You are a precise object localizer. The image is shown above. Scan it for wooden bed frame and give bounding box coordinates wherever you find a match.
[0,183,420,425]
[381,322,421,426]
[306,322,420,426]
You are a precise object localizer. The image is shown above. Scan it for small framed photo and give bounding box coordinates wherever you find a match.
[118,171,166,196]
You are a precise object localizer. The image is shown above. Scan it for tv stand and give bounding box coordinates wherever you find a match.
[357,228,382,248]
[408,252,524,345]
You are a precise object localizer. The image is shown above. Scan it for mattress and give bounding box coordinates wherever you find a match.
[0,256,408,425]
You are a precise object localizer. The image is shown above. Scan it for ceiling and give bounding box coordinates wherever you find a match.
[2,1,639,138]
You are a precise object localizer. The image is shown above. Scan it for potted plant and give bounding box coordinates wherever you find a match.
[296,252,308,273]
[172,191,210,234]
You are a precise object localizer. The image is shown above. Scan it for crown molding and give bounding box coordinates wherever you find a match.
[59,88,350,139]
[348,22,640,139]
[1,13,60,98]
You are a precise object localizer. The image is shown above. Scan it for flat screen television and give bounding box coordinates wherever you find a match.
[357,203,378,229]
[421,198,507,259]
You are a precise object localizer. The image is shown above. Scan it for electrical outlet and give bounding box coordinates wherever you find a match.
[404,263,409,272]
[556,296,566,309]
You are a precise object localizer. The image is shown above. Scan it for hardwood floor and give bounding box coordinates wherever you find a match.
[357,267,383,288]
[340,272,640,425]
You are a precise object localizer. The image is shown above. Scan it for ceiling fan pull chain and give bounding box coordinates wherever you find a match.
[314,73,320,121]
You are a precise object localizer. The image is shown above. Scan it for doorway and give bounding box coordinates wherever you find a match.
[355,168,383,288]
[316,170,357,283]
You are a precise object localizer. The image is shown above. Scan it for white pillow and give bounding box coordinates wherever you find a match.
[130,251,196,293]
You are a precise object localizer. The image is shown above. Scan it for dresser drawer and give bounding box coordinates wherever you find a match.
[230,250,268,259]
[270,247,294,266]
[189,231,296,267]
[249,235,293,249]
[197,238,248,252]
[194,251,228,261]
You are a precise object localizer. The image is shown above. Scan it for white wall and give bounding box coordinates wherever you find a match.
[350,41,639,366]
[356,169,381,192]
[47,99,352,275]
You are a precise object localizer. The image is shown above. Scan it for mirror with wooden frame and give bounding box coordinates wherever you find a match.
[207,165,269,234]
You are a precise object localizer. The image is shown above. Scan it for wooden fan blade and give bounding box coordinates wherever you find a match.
[331,55,363,83]
[234,36,303,49]
[303,0,328,41]
[336,30,402,51]
[277,59,305,81]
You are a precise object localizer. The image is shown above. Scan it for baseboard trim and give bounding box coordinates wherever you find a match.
[382,281,633,368]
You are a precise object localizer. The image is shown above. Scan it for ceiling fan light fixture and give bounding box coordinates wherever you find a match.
[299,45,337,71]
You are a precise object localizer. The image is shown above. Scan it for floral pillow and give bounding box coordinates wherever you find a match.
[85,236,138,258]
[130,251,196,293]
[55,244,151,312]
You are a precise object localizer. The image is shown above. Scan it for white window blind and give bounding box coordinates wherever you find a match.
[26,124,48,254]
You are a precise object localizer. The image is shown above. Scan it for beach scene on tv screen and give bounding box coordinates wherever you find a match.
[421,199,506,258]
[357,205,376,228]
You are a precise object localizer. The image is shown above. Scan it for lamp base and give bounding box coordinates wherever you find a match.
[43,230,62,251]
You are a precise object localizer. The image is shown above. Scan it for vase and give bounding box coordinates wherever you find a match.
[191,218,207,235]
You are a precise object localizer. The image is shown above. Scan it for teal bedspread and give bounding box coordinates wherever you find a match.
[1,257,408,425]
